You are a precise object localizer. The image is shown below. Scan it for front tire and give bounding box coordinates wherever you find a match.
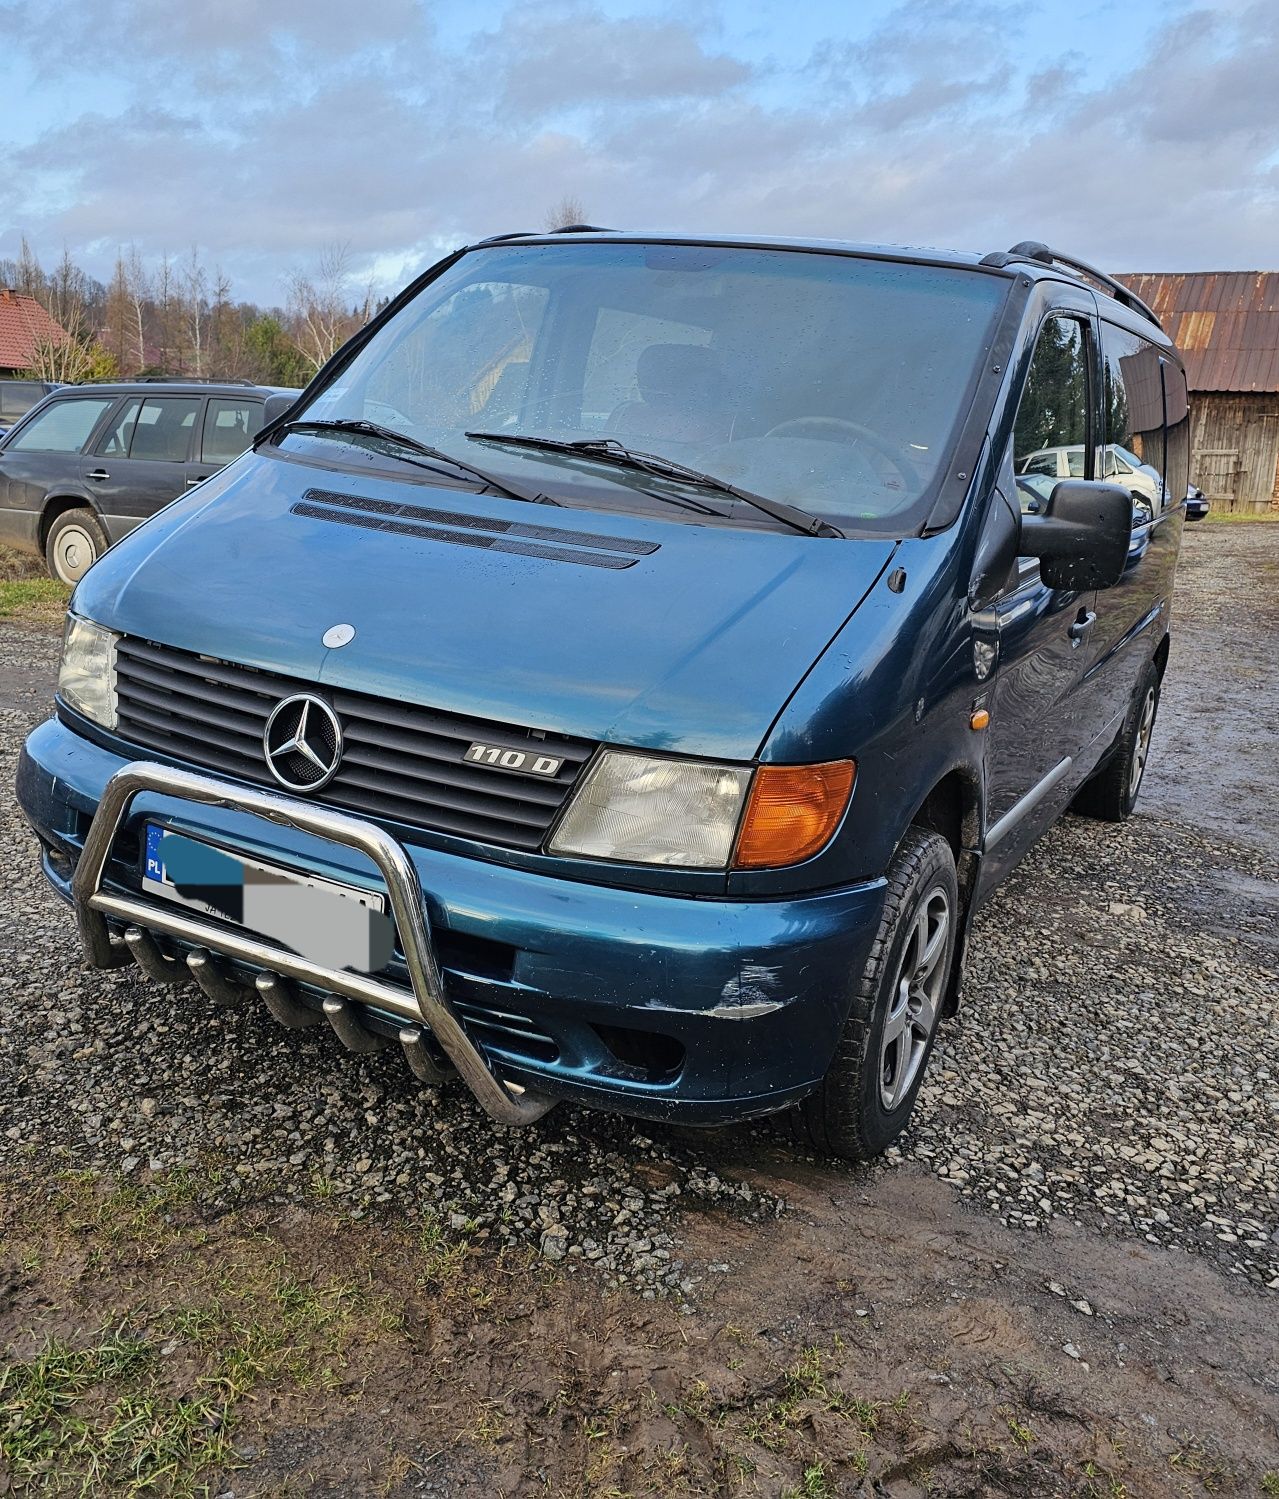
[45,508,109,585]
[789,827,958,1162]
[1072,660,1160,822]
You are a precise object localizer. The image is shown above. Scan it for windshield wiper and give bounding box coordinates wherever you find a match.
[263,418,559,506]
[466,432,843,538]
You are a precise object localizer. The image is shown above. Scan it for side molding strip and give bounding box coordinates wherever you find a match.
[985,756,1073,851]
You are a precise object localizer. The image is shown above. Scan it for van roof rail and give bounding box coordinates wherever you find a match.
[476,225,618,246]
[981,241,1161,330]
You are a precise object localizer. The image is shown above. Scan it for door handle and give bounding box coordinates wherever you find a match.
[186,475,210,486]
[87,468,109,481]
[1068,610,1097,643]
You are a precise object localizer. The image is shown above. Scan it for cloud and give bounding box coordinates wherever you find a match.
[0,0,1276,303]
[476,5,752,114]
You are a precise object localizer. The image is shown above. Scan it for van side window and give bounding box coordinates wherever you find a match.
[1101,325,1166,510]
[1012,316,1089,512]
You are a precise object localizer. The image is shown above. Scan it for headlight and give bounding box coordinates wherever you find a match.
[548,751,752,868]
[548,751,857,869]
[58,615,118,729]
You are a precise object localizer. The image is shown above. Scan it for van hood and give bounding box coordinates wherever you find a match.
[75,452,895,761]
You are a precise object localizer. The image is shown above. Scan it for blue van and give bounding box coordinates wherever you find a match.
[16,233,1198,1159]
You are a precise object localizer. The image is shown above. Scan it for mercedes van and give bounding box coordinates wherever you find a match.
[17,233,1197,1159]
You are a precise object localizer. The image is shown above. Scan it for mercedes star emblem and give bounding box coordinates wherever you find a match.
[263,694,344,792]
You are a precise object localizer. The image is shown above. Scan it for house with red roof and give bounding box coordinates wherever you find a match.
[0,287,69,375]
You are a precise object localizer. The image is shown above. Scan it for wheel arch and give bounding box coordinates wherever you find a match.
[1152,628,1171,682]
[906,766,982,863]
[39,493,105,550]
[905,765,984,1018]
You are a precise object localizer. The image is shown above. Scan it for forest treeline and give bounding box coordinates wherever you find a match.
[3,199,588,388]
[1,239,378,388]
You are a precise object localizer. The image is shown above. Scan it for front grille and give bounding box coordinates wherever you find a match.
[113,637,596,850]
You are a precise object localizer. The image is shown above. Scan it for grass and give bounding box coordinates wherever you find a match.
[0,542,69,623]
[0,1329,233,1495]
[725,1343,888,1478]
[782,1462,831,1499]
[0,1167,413,1495]
[0,576,69,623]
[1202,508,1279,523]
[1168,1431,1235,1492]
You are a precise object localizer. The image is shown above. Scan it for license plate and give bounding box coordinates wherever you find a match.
[143,824,393,973]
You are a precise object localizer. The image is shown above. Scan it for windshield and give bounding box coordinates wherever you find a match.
[289,241,1007,534]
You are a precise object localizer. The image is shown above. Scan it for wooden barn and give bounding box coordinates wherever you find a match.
[1119,272,1279,513]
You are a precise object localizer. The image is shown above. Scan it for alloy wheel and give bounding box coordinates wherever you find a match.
[878,886,951,1111]
[1129,686,1157,800]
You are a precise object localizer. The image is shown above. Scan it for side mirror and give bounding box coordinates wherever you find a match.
[262,392,300,426]
[1020,480,1132,591]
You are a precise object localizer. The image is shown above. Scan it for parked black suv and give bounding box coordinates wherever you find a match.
[0,379,59,438]
[0,381,299,581]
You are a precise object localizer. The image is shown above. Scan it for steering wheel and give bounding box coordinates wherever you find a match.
[763,416,919,488]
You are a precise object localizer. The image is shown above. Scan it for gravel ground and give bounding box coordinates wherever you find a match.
[0,622,782,1301]
[0,523,1276,1304]
[902,812,1278,1290]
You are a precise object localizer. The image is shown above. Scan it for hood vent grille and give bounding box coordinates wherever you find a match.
[292,488,659,570]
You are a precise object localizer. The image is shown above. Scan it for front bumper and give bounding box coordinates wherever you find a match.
[17,717,887,1126]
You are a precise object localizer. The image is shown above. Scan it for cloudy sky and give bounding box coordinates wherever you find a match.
[1,0,1276,303]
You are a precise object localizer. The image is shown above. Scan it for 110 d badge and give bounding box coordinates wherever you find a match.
[464,742,564,778]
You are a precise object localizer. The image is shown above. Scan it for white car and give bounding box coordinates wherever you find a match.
[1018,443,1163,508]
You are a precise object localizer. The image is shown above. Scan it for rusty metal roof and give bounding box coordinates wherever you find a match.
[1117,272,1279,394]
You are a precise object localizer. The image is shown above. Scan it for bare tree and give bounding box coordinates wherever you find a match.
[103,254,133,373]
[183,245,209,376]
[14,236,43,298]
[209,266,233,375]
[544,195,588,231]
[153,253,175,371]
[18,245,113,382]
[124,245,150,372]
[287,243,360,373]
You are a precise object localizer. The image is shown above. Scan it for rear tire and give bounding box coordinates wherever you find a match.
[45,508,109,585]
[1072,660,1160,822]
[788,827,958,1162]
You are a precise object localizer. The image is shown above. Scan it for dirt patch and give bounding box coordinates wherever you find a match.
[1,526,1276,1496]
[2,1168,1275,1497]
[1142,522,1279,860]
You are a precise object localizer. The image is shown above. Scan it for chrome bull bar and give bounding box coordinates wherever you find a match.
[71,760,555,1126]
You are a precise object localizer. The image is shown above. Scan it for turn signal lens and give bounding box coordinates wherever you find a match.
[733,760,855,869]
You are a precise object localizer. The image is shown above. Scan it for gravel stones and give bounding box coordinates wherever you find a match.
[895,810,1279,1291]
[1,553,1275,1302]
